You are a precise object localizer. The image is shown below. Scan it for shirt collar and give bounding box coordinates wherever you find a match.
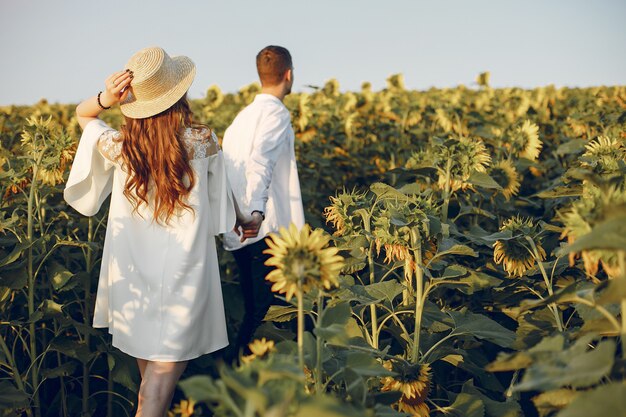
[254,93,284,105]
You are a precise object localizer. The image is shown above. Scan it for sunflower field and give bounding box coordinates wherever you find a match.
[1,74,625,417]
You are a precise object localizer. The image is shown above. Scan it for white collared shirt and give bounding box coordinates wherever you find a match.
[222,93,305,250]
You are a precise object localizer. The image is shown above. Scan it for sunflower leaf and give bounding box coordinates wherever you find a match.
[450,310,516,348]
[468,171,502,190]
[555,383,626,417]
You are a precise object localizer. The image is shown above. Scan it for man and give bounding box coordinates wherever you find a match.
[222,45,305,358]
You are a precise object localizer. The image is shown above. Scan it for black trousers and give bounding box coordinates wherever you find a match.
[230,238,275,353]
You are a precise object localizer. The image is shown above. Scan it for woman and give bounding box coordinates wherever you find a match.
[65,46,243,416]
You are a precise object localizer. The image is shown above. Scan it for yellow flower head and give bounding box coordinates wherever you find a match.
[559,185,626,278]
[381,361,431,417]
[323,189,368,237]
[581,136,625,176]
[511,120,542,161]
[434,136,491,192]
[241,337,276,364]
[490,159,521,200]
[168,399,196,417]
[493,216,546,278]
[264,224,344,301]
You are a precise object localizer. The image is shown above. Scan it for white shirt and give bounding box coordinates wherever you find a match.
[222,93,305,250]
[64,119,235,361]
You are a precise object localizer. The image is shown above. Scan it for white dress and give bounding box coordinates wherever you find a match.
[64,119,235,361]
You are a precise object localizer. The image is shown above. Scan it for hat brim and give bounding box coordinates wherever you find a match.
[120,56,196,119]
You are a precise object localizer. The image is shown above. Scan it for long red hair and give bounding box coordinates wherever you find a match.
[119,95,196,224]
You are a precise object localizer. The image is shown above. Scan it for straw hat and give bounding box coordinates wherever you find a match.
[120,47,196,119]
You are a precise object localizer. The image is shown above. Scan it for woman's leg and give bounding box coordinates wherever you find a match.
[135,360,188,417]
[136,358,148,379]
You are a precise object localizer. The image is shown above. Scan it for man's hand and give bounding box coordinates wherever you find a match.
[233,212,264,243]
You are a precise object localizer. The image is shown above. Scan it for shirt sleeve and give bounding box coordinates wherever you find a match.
[245,109,290,214]
[63,119,116,216]
[207,151,237,235]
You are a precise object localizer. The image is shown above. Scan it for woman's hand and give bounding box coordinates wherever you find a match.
[75,69,135,129]
[99,70,134,108]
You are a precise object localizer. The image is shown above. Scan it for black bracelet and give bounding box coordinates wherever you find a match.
[97,91,111,110]
[252,210,265,220]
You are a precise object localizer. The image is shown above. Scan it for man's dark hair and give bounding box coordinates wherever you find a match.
[256,46,292,87]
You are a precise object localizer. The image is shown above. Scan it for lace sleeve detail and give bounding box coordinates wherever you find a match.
[184,128,220,159]
[97,129,123,161]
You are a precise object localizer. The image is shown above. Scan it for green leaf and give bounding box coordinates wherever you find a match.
[556,383,626,417]
[41,361,78,379]
[39,299,64,318]
[461,380,522,417]
[556,139,586,156]
[596,278,626,304]
[320,302,351,328]
[345,352,394,377]
[456,270,502,295]
[532,389,579,417]
[361,281,405,304]
[557,212,626,254]
[486,352,533,372]
[178,375,219,403]
[0,242,29,268]
[468,171,502,190]
[535,185,583,199]
[0,381,29,408]
[48,261,75,291]
[444,392,485,417]
[108,350,139,391]
[264,305,298,323]
[429,241,478,264]
[450,310,516,348]
[439,265,467,279]
[514,308,558,350]
[370,182,412,201]
[514,339,616,392]
[0,267,27,290]
[294,395,362,417]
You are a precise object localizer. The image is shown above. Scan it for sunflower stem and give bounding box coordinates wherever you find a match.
[315,292,324,394]
[441,159,452,225]
[363,213,379,349]
[618,251,626,361]
[410,228,424,363]
[297,285,305,372]
[525,237,564,332]
[0,332,33,417]
[27,155,42,417]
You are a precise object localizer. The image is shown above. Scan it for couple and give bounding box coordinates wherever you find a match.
[64,45,304,416]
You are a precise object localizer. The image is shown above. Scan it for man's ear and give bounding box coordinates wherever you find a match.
[285,68,292,83]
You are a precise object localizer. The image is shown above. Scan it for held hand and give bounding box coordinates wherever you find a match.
[237,212,264,243]
[233,213,252,238]
[101,70,134,108]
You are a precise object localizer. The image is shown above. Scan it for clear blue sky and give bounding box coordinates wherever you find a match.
[1,0,625,105]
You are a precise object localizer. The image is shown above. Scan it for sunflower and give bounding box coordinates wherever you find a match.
[264,224,344,301]
[37,167,65,186]
[560,185,626,278]
[323,189,368,237]
[509,120,542,161]
[493,216,546,278]
[241,338,276,364]
[296,93,312,132]
[372,198,434,282]
[405,150,434,171]
[381,361,431,417]
[434,136,491,192]
[490,159,521,200]
[580,136,626,177]
[167,399,196,417]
